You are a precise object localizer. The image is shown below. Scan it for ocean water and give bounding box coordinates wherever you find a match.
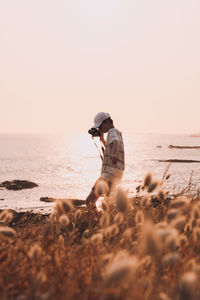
[0,133,200,213]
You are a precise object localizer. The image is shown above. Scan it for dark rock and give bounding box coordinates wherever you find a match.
[40,197,85,206]
[168,145,200,149]
[40,197,53,202]
[0,180,38,190]
[72,199,86,206]
[158,159,200,163]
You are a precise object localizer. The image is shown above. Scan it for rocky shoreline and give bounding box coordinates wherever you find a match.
[168,144,200,149]
[0,180,38,190]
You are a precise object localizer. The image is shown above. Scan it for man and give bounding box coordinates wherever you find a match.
[86,112,125,209]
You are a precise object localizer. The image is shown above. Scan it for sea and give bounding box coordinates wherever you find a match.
[0,133,200,213]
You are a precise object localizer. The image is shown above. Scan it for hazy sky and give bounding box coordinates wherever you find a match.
[1,0,200,134]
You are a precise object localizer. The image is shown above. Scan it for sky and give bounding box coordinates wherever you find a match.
[0,0,200,135]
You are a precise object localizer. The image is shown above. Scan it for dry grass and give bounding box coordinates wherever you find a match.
[1,175,200,300]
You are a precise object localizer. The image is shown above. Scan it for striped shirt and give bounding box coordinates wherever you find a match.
[101,128,125,180]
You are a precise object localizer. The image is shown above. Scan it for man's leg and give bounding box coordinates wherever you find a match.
[105,175,122,196]
[85,188,98,208]
[86,176,118,208]
[86,177,109,208]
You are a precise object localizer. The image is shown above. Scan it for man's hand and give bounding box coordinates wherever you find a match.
[111,156,118,165]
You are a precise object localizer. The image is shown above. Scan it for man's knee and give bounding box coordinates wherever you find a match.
[86,189,98,206]
[93,177,112,196]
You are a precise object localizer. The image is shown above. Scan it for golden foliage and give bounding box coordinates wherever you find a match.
[1,174,200,299]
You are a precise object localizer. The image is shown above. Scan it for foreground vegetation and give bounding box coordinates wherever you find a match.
[0,173,200,300]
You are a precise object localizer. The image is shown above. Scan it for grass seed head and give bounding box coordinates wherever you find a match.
[135,210,144,224]
[136,185,141,193]
[2,212,13,224]
[83,229,90,239]
[170,196,190,209]
[114,212,124,225]
[0,226,16,239]
[184,223,192,237]
[75,209,82,222]
[141,222,160,255]
[104,224,119,238]
[179,272,197,300]
[104,226,112,238]
[162,252,180,268]
[140,196,150,208]
[158,190,165,202]
[62,199,74,213]
[140,255,152,269]
[165,174,171,180]
[105,253,138,284]
[122,228,134,240]
[110,224,119,236]
[94,179,109,196]
[28,243,42,261]
[100,213,110,227]
[185,259,197,272]
[190,217,197,228]
[90,232,103,244]
[155,221,168,229]
[196,219,200,227]
[0,210,13,224]
[156,228,172,242]
[101,200,109,212]
[159,292,172,300]
[166,209,180,222]
[58,234,64,245]
[191,207,200,219]
[102,253,113,265]
[193,265,200,278]
[55,200,64,216]
[147,182,158,193]
[49,212,57,223]
[171,216,186,231]
[144,173,152,187]
[192,227,200,242]
[177,234,188,247]
[165,229,178,251]
[59,215,70,227]
[115,187,128,213]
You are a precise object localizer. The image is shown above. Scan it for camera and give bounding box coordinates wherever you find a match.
[88,128,101,137]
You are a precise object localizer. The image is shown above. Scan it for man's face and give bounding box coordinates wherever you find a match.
[99,119,110,133]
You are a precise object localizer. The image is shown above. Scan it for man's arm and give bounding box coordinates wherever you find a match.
[100,132,106,147]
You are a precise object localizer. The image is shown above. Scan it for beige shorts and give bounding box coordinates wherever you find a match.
[92,173,122,196]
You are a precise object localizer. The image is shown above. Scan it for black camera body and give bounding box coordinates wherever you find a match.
[88,128,101,137]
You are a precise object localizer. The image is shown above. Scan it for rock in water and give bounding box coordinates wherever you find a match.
[40,197,86,206]
[40,197,53,202]
[0,180,38,190]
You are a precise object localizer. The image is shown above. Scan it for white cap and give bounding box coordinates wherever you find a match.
[92,112,110,128]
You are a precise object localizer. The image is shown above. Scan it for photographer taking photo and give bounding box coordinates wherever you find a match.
[86,112,125,210]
